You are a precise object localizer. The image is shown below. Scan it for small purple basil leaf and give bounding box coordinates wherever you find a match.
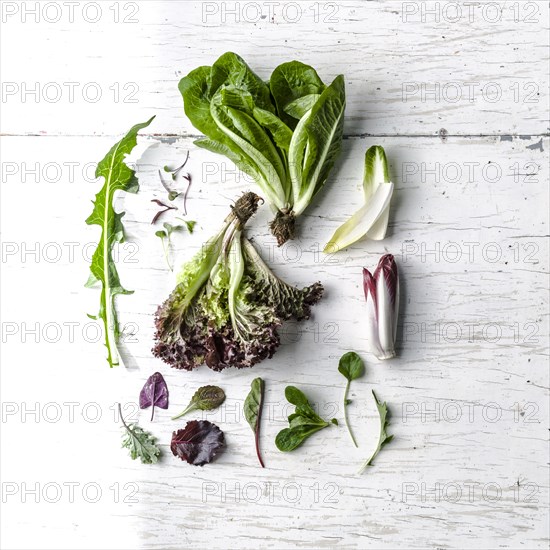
[171,420,224,466]
[139,372,169,421]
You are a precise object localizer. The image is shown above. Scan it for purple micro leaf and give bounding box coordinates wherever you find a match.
[171,420,225,466]
[139,372,169,421]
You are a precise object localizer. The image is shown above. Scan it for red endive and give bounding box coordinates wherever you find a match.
[363,254,399,360]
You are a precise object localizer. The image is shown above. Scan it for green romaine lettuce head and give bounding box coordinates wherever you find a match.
[152,192,324,371]
[179,53,346,245]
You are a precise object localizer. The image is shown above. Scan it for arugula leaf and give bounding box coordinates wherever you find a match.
[275,386,337,452]
[171,385,226,420]
[338,352,365,447]
[359,391,394,472]
[119,403,160,464]
[244,378,265,467]
[85,117,154,367]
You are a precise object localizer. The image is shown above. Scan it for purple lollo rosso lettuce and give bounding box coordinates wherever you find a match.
[153,192,323,371]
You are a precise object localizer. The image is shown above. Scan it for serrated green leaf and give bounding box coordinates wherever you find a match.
[359,390,393,472]
[121,423,161,465]
[85,116,154,367]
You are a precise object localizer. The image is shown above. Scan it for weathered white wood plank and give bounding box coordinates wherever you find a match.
[1,134,548,549]
[1,1,548,137]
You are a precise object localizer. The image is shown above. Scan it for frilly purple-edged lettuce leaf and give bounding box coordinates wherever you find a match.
[152,192,324,371]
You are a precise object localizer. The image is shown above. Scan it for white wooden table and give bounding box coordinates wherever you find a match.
[1,1,549,549]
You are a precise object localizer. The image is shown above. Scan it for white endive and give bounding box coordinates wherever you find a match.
[363,254,399,360]
[324,145,394,252]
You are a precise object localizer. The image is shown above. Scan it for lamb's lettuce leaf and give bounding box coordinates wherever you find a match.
[85,117,154,367]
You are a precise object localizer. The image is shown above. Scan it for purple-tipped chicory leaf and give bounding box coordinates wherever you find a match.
[139,372,169,421]
[363,254,399,360]
[171,420,225,466]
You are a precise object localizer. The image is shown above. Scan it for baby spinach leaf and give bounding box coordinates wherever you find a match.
[338,352,365,447]
[85,117,154,367]
[359,391,394,472]
[171,420,225,466]
[139,372,169,421]
[275,386,336,452]
[244,378,265,467]
[338,351,365,382]
[171,385,226,420]
[119,403,160,464]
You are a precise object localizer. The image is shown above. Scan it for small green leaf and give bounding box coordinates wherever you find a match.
[338,352,364,448]
[243,378,265,467]
[338,351,365,381]
[184,220,197,234]
[276,386,335,452]
[168,191,181,201]
[163,222,183,237]
[155,230,167,239]
[171,385,226,420]
[285,386,309,407]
